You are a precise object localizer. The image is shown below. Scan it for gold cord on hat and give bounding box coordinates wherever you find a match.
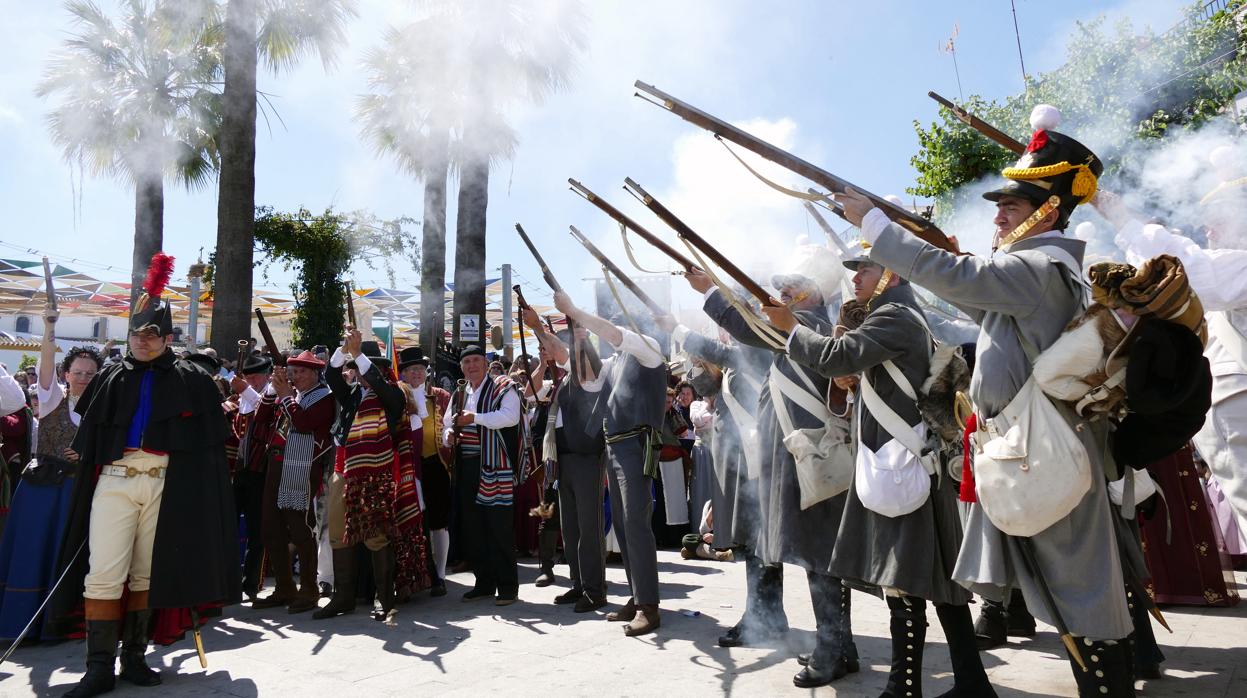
[1001,160,1099,202]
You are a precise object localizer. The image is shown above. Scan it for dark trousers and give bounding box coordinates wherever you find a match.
[606,439,659,605]
[558,450,606,597]
[233,469,265,595]
[458,455,518,595]
[422,454,451,530]
[262,468,318,599]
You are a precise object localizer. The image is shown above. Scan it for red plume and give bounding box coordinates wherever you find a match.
[143,252,175,298]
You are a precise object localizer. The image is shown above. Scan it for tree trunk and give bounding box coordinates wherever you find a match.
[451,155,489,348]
[419,143,449,357]
[131,172,165,311]
[210,0,258,352]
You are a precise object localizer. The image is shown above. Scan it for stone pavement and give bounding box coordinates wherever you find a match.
[1,553,1244,697]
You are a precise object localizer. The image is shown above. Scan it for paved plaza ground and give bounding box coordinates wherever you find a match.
[1,551,1244,697]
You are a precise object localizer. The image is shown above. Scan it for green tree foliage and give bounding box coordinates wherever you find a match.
[252,207,418,349]
[18,354,37,372]
[910,1,1247,220]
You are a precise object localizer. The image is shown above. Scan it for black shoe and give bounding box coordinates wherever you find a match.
[118,610,160,687]
[63,619,119,698]
[462,587,494,602]
[573,594,607,613]
[495,593,518,607]
[792,657,847,688]
[974,599,1007,650]
[718,619,787,648]
[554,586,584,605]
[1005,588,1035,637]
[430,579,448,598]
[796,651,859,673]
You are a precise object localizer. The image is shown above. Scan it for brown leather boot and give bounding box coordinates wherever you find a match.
[606,598,636,622]
[624,604,660,637]
[254,543,296,609]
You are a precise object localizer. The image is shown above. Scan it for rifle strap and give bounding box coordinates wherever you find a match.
[619,222,680,276]
[681,238,786,350]
[717,136,831,204]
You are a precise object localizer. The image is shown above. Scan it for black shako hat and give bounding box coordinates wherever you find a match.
[982,105,1103,230]
[130,252,175,336]
[459,345,487,361]
[241,355,273,375]
[397,346,429,371]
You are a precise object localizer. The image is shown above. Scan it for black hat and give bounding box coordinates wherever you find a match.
[982,106,1102,231]
[397,346,429,371]
[241,355,273,375]
[185,352,220,374]
[459,345,487,361]
[358,340,390,369]
[130,252,176,336]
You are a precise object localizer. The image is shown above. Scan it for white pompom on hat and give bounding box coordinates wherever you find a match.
[1029,104,1063,132]
[1209,145,1241,178]
[1073,221,1097,241]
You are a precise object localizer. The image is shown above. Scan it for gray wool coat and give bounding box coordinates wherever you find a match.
[868,223,1132,640]
[787,283,970,606]
[704,289,847,572]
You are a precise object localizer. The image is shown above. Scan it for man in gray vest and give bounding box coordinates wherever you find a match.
[553,291,667,637]
[684,264,858,688]
[522,312,610,613]
[844,121,1134,696]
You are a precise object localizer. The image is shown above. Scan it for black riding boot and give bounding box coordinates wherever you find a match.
[1067,637,1136,697]
[313,546,358,619]
[118,609,160,686]
[370,545,396,621]
[719,551,787,647]
[1126,586,1164,680]
[63,620,119,698]
[973,596,1006,650]
[1005,587,1035,636]
[881,595,927,698]
[793,572,847,688]
[535,526,558,587]
[934,602,995,697]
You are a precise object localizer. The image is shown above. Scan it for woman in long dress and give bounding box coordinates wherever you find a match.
[0,311,100,640]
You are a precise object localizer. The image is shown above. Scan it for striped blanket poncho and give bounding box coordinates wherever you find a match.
[459,377,531,507]
[341,390,400,545]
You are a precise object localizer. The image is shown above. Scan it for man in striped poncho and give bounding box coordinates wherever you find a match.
[443,345,526,606]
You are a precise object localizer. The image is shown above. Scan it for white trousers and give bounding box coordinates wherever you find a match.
[83,451,168,600]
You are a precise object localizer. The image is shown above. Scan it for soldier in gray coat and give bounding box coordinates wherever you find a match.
[763,254,994,698]
[654,315,782,650]
[683,268,858,688]
[839,126,1135,697]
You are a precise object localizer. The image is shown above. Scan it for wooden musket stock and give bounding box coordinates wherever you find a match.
[253,308,287,366]
[927,91,1025,154]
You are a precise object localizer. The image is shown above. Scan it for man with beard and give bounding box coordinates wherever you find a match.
[397,346,452,597]
[317,332,405,621]
[848,115,1135,696]
[684,248,858,688]
[552,291,667,636]
[763,252,994,697]
[442,345,526,606]
[58,253,239,697]
[252,351,334,614]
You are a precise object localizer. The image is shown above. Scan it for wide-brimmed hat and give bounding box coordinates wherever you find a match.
[397,346,429,371]
[240,355,272,375]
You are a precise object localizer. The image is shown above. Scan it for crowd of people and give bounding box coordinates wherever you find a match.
[0,110,1243,698]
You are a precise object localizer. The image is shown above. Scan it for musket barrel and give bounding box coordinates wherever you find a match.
[635,80,955,253]
[568,226,665,316]
[515,223,564,292]
[622,178,774,307]
[568,178,698,272]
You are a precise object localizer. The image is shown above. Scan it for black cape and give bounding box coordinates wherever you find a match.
[45,349,239,636]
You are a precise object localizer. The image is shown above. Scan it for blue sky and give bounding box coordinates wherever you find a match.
[0,0,1185,330]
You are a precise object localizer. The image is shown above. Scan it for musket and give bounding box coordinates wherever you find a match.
[448,379,468,470]
[515,223,563,293]
[513,285,537,387]
[253,308,287,367]
[928,91,1025,154]
[344,281,358,328]
[802,199,856,260]
[568,225,665,316]
[622,177,774,307]
[567,178,699,273]
[514,223,602,378]
[635,80,956,253]
[42,256,57,313]
[235,339,249,388]
[1015,536,1088,671]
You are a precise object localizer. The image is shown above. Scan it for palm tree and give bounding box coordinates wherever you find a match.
[357,0,586,348]
[38,0,223,309]
[211,0,357,354]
